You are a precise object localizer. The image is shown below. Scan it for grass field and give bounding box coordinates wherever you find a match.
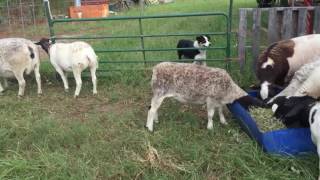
[0,0,319,179]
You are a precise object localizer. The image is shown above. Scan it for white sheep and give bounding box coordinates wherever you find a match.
[35,38,98,97]
[146,62,264,132]
[268,59,320,103]
[256,34,320,100]
[0,38,42,96]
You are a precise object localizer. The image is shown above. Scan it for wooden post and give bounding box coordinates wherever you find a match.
[6,0,11,32]
[281,9,293,39]
[297,8,308,36]
[314,7,320,33]
[268,8,279,44]
[19,0,25,36]
[252,8,261,72]
[238,9,247,72]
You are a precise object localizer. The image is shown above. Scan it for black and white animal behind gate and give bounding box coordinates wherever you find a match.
[176,35,211,65]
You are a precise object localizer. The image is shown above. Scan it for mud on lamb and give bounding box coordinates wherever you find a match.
[0,38,42,96]
[255,34,320,100]
[146,62,265,132]
[35,38,98,98]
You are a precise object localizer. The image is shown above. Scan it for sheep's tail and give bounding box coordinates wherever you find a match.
[86,50,98,68]
[25,45,38,74]
[235,95,267,110]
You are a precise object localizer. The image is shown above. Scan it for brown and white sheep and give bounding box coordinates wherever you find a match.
[256,34,320,100]
[146,62,264,132]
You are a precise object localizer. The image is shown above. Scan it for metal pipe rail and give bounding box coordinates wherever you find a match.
[42,0,233,70]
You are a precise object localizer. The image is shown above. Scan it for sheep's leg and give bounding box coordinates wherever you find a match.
[206,101,215,130]
[146,95,165,132]
[14,71,26,97]
[0,81,4,95]
[72,66,83,98]
[54,66,69,92]
[218,106,227,125]
[90,66,97,95]
[3,78,8,89]
[34,63,42,95]
[154,110,159,124]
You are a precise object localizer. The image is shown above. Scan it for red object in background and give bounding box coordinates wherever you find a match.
[81,0,109,5]
[304,0,313,34]
[69,0,109,18]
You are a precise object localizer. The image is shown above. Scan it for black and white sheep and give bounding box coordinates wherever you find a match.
[309,103,320,180]
[35,38,98,98]
[270,95,317,128]
[0,38,42,96]
[256,34,320,100]
[146,62,265,132]
[273,96,320,179]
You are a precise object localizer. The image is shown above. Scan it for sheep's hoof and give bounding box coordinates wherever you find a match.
[220,121,228,125]
[154,120,159,124]
[18,95,23,99]
[145,125,153,132]
[93,91,98,95]
[0,91,4,96]
[64,88,69,93]
[207,125,213,130]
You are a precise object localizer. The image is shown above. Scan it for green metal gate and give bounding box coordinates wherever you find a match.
[43,0,233,71]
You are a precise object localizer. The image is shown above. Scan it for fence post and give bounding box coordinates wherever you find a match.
[43,0,56,42]
[138,18,146,65]
[226,0,233,70]
[281,9,293,39]
[238,9,247,72]
[252,8,261,72]
[314,7,320,33]
[31,0,36,36]
[268,8,279,44]
[297,8,307,36]
[19,0,25,36]
[6,0,11,31]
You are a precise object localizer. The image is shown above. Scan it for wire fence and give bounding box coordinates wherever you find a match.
[0,0,74,38]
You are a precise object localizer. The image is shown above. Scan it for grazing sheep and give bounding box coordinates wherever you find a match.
[35,38,98,98]
[309,103,320,180]
[146,62,265,132]
[0,38,42,96]
[270,96,317,128]
[268,60,320,103]
[256,34,320,100]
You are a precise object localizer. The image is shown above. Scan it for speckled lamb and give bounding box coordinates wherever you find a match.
[146,62,264,132]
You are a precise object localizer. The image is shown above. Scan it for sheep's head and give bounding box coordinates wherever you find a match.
[196,35,211,48]
[35,38,51,54]
[256,40,294,100]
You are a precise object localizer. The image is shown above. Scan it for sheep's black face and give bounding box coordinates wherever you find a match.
[196,35,211,48]
[271,96,317,128]
[35,38,51,54]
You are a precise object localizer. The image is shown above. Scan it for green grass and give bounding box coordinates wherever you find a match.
[0,0,319,179]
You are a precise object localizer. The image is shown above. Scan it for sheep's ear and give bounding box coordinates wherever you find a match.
[196,36,202,41]
[34,41,41,45]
